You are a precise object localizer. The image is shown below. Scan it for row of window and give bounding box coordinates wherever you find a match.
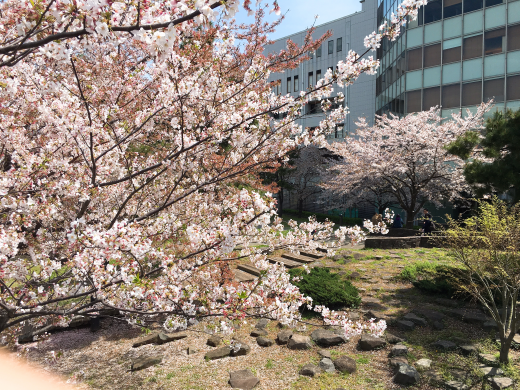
[316,38,343,57]
[406,74,520,112]
[275,69,333,94]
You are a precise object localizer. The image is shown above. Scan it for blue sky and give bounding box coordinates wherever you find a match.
[234,0,363,40]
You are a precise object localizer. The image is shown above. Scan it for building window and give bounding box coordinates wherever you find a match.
[328,40,334,55]
[423,86,441,110]
[508,24,520,52]
[464,0,482,13]
[337,37,343,52]
[407,47,423,70]
[462,81,482,106]
[407,90,422,113]
[317,46,322,57]
[316,69,321,81]
[484,28,505,55]
[507,75,520,101]
[327,66,333,74]
[424,43,441,67]
[294,75,299,92]
[485,0,502,7]
[443,38,462,64]
[463,34,483,60]
[308,72,314,88]
[307,101,321,114]
[287,77,291,93]
[424,0,442,24]
[444,0,462,18]
[484,78,504,102]
[442,83,461,108]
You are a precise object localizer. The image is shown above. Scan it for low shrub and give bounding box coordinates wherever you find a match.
[283,209,363,227]
[289,267,361,309]
[398,261,458,296]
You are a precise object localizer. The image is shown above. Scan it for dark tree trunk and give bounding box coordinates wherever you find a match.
[298,198,303,217]
[278,189,283,217]
[405,209,415,229]
[499,335,512,364]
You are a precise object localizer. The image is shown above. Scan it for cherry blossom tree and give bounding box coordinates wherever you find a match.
[0,0,427,344]
[323,105,491,229]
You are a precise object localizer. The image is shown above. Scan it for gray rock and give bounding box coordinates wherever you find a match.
[479,364,504,377]
[444,380,470,390]
[132,333,161,348]
[229,369,260,390]
[415,358,431,370]
[488,377,514,390]
[433,320,445,330]
[319,358,336,373]
[130,355,163,371]
[318,349,331,359]
[432,340,457,351]
[394,363,419,385]
[414,308,445,322]
[256,336,274,347]
[276,330,293,345]
[207,335,222,347]
[230,338,251,356]
[186,346,197,355]
[385,333,404,344]
[333,356,357,374]
[348,271,361,279]
[299,363,321,377]
[423,369,444,385]
[255,318,269,329]
[479,353,499,366]
[205,346,232,360]
[445,308,489,324]
[389,356,408,369]
[158,332,187,344]
[358,334,386,351]
[459,344,478,356]
[403,313,428,327]
[311,329,346,347]
[390,344,408,357]
[250,329,268,337]
[396,320,415,331]
[287,334,312,350]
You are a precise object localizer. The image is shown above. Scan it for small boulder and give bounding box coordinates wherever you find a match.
[415,358,432,370]
[287,334,312,350]
[207,335,222,347]
[132,333,161,348]
[311,329,346,347]
[229,369,260,390]
[205,346,232,360]
[385,333,404,344]
[319,358,335,373]
[299,363,321,377]
[414,309,445,323]
[403,313,428,327]
[255,319,269,330]
[348,271,361,279]
[186,346,197,355]
[250,329,268,338]
[276,330,293,345]
[333,356,357,374]
[397,320,415,331]
[158,332,187,344]
[479,364,504,377]
[432,340,457,351]
[230,339,251,356]
[459,344,478,356]
[479,353,499,366]
[444,380,470,390]
[256,336,274,347]
[394,363,420,385]
[433,321,445,330]
[131,355,163,371]
[488,377,514,390]
[389,356,408,369]
[390,344,408,357]
[358,334,386,351]
[318,349,331,359]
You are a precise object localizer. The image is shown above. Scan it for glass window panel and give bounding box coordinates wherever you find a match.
[308,72,314,88]
[507,75,520,101]
[484,53,505,77]
[507,50,520,73]
[464,0,483,13]
[463,10,483,34]
[424,43,441,67]
[294,75,299,91]
[509,2,520,25]
[406,70,423,90]
[444,0,462,18]
[444,37,462,50]
[462,81,482,105]
[286,77,291,93]
[485,0,502,7]
[423,86,441,109]
[443,47,462,63]
[424,21,442,43]
[463,34,483,59]
[484,4,506,29]
[316,69,321,81]
[443,83,461,108]
[337,37,342,52]
[424,0,442,23]
[484,28,505,55]
[443,62,461,83]
[317,46,322,57]
[462,58,482,80]
[424,66,442,87]
[407,47,423,70]
[407,26,423,47]
[484,78,504,102]
[328,40,334,55]
[444,16,463,38]
[407,90,422,113]
[508,24,520,52]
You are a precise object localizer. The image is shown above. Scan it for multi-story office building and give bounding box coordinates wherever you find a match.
[265,0,378,139]
[376,0,520,118]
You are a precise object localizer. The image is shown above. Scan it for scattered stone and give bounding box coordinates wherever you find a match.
[287,334,312,350]
[389,356,408,369]
[256,336,274,347]
[250,329,268,337]
[385,333,404,344]
[205,346,232,360]
[396,320,415,331]
[488,377,514,390]
[390,344,408,357]
[318,349,331,359]
[230,339,251,356]
[479,353,499,366]
[131,355,163,371]
[403,313,428,327]
[459,344,478,356]
[483,320,498,332]
[358,268,368,271]
[394,363,419,385]
[358,287,367,293]
[319,358,336,373]
[415,358,432,370]
[186,346,197,355]
[299,363,321,377]
[358,334,386,351]
[423,369,444,385]
[276,330,293,345]
[433,320,445,330]
[132,333,162,348]
[479,364,504,377]
[158,332,187,344]
[382,276,392,280]
[311,329,346,347]
[207,335,222,347]
[374,255,384,260]
[333,356,357,373]
[444,380,470,390]
[353,253,365,260]
[414,308,445,322]
[255,318,269,329]
[432,340,457,351]
[229,369,260,390]
[348,272,361,279]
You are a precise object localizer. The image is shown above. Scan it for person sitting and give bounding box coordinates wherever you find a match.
[371,213,383,226]
[422,208,434,234]
[392,214,403,228]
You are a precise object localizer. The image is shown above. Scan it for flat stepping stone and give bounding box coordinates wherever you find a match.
[459,344,478,355]
[234,269,257,282]
[415,358,431,370]
[287,334,311,350]
[479,353,499,366]
[299,363,321,377]
[256,336,274,347]
[385,333,404,344]
[132,332,187,347]
[130,355,163,371]
[237,264,262,277]
[358,334,386,350]
[479,364,504,377]
[432,340,457,351]
[394,363,419,385]
[207,335,222,347]
[390,344,408,356]
[281,252,315,264]
[414,308,445,322]
[444,380,470,390]
[299,250,324,259]
[267,256,301,268]
[488,377,514,389]
[250,329,268,337]
[318,349,331,359]
[205,346,231,360]
[396,320,415,331]
[333,355,357,373]
[389,356,408,368]
[229,369,260,390]
[403,313,428,327]
[311,329,346,347]
[319,357,335,373]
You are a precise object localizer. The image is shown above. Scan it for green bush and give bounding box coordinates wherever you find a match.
[398,261,457,296]
[289,267,361,308]
[283,209,363,227]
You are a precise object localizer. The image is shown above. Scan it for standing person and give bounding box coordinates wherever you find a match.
[392,214,403,228]
[422,208,433,234]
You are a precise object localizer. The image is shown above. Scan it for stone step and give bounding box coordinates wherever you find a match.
[234,269,258,282]
[299,251,325,259]
[267,256,301,268]
[281,253,315,264]
[237,264,262,277]
[316,247,328,253]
